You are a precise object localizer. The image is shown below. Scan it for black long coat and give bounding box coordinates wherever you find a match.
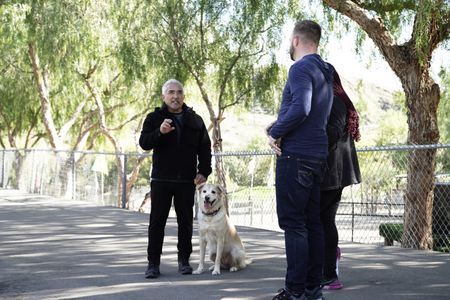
[321,95,361,191]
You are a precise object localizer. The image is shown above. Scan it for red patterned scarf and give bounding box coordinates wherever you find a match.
[332,70,361,142]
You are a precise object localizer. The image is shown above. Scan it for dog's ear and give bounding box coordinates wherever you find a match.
[196,182,206,191]
[216,184,226,195]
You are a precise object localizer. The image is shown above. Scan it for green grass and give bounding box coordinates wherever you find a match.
[379,223,450,252]
[227,186,275,202]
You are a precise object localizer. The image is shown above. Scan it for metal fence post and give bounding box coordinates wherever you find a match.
[72,153,76,200]
[351,202,355,242]
[121,153,127,209]
[0,150,4,188]
[29,149,34,193]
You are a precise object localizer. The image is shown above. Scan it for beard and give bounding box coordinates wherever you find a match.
[289,44,295,61]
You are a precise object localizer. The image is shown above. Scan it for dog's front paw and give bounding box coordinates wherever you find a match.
[211,268,221,275]
[193,268,204,275]
[229,266,238,272]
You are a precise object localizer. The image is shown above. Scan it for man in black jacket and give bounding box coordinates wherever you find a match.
[139,79,212,279]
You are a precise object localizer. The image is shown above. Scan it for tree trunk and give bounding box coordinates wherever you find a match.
[211,117,228,215]
[402,71,440,249]
[28,43,64,150]
[125,155,147,209]
[11,151,25,189]
[321,0,445,250]
[195,82,229,215]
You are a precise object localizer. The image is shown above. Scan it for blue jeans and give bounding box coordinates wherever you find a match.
[275,155,326,294]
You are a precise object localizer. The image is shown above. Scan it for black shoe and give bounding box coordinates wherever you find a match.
[305,286,325,300]
[145,263,160,279]
[272,288,303,300]
[178,260,193,275]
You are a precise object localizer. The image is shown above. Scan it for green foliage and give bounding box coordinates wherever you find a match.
[225,138,273,187]
[375,110,408,146]
[438,69,450,143]
[379,223,450,252]
[0,2,43,147]
[392,91,407,113]
[358,151,401,203]
[354,80,369,126]
[415,0,450,66]
[379,223,403,244]
[437,69,450,171]
[1,1,158,151]
[140,0,288,116]
[249,60,287,113]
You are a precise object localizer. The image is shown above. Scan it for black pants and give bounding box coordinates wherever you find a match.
[147,181,195,265]
[320,188,343,279]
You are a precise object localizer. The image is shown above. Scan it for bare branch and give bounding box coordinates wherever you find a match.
[220,87,252,111]
[86,63,98,80]
[351,0,416,12]
[108,111,148,131]
[59,100,87,138]
[167,12,216,120]
[24,109,40,149]
[30,134,44,148]
[105,73,121,96]
[28,42,62,149]
[73,122,97,150]
[322,0,409,76]
[216,30,254,109]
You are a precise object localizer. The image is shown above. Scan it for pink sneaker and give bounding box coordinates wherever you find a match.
[322,278,343,290]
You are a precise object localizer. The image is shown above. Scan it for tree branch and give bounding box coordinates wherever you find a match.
[73,122,97,150]
[108,111,147,131]
[105,73,121,96]
[167,11,216,121]
[59,100,87,138]
[220,87,253,111]
[352,0,416,12]
[322,0,408,76]
[28,42,63,149]
[24,108,40,149]
[216,30,254,111]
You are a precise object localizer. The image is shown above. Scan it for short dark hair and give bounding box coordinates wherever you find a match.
[293,20,321,45]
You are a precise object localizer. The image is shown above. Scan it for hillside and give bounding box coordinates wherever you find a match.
[214,76,403,151]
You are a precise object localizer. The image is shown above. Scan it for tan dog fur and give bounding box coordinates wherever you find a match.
[193,183,250,275]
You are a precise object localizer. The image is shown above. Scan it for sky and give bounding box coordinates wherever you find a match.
[276,21,450,92]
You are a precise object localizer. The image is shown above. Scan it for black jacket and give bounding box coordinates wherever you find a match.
[321,95,361,191]
[139,104,212,182]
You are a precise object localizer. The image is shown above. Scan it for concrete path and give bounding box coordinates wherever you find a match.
[1,189,449,300]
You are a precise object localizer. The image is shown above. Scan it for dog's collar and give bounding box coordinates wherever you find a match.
[202,207,221,216]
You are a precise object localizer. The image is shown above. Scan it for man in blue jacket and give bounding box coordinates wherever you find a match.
[268,20,333,300]
[139,79,212,279]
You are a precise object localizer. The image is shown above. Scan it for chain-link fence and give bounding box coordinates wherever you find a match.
[1,145,449,251]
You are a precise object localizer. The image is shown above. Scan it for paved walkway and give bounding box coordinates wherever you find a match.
[1,189,449,300]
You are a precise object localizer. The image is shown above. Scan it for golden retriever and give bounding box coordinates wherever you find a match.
[193,183,250,275]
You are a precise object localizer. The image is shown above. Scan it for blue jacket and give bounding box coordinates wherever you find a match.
[269,54,333,159]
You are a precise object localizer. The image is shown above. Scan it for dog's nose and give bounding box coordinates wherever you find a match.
[205,195,210,201]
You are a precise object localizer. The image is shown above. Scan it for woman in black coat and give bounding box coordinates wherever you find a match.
[320,67,361,290]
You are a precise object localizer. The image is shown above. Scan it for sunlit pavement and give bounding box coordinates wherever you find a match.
[1,189,449,300]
